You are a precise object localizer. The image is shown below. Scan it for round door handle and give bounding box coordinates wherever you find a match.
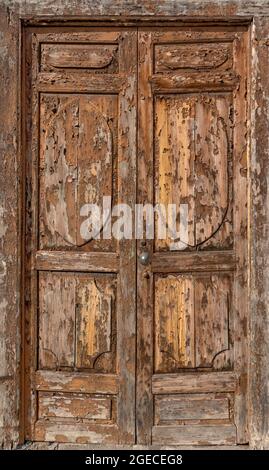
[139,251,150,266]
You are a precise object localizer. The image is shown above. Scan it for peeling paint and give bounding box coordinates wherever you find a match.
[0,206,7,239]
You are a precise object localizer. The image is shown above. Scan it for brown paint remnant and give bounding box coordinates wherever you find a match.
[39,94,116,250]
[155,43,233,72]
[155,94,233,251]
[38,392,112,421]
[155,274,232,372]
[76,277,116,370]
[38,272,116,373]
[41,44,118,72]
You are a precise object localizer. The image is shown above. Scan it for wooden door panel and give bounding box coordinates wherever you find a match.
[154,273,232,373]
[38,272,76,369]
[38,272,116,372]
[137,28,248,446]
[195,274,232,369]
[40,43,119,73]
[154,275,195,371]
[38,392,113,421]
[152,424,236,446]
[155,93,233,250]
[155,393,232,423]
[25,25,248,447]
[154,42,234,73]
[25,29,136,445]
[39,93,118,251]
[75,275,116,371]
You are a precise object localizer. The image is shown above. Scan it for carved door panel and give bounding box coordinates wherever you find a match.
[25,25,248,447]
[137,29,248,445]
[24,29,137,444]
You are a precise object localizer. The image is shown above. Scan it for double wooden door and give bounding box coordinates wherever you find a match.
[24,25,248,446]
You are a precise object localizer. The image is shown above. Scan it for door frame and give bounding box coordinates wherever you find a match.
[22,17,251,447]
[19,16,253,447]
[1,1,269,449]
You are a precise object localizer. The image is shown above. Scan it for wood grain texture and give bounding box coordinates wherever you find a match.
[35,420,118,444]
[152,251,236,273]
[38,272,116,372]
[155,275,195,371]
[136,30,154,445]
[39,93,117,252]
[151,72,239,93]
[24,29,137,445]
[152,372,237,394]
[35,370,118,394]
[39,272,76,369]
[41,44,118,72]
[155,43,233,72]
[249,17,269,450]
[152,424,236,445]
[0,5,21,448]
[155,93,233,251]
[154,274,232,372]
[36,251,119,272]
[116,30,137,444]
[155,394,230,423]
[195,274,232,369]
[232,29,249,444]
[37,73,124,93]
[76,277,116,371]
[137,27,248,446]
[10,0,269,18]
[38,392,112,420]
[21,23,250,448]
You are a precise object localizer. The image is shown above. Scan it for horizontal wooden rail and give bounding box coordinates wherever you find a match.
[152,250,236,273]
[35,370,119,395]
[152,371,237,394]
[35,250,119,272]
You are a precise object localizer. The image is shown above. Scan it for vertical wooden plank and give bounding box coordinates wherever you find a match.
[39,272,76,369]
[195,96,231,247]
[25,31,40,439]
[249,16,269,450]
[39,95,79,248]
[76,95,114,247]
[117,30,137,444]
[155,275,195,372]
[155,96,195,250]
[195,274,231,369]
[39,94,116,251]
[76,276,116,372]
[233,31,249,443]
[154,94,232,251]
[136,30,154,445]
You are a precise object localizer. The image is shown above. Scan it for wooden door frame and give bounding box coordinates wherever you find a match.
[0,0,269,449]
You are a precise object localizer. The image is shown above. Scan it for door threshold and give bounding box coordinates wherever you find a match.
[18,442,249,451]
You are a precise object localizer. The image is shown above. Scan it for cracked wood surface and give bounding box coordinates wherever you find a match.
[23,28,136,446]
[136,27,248,447]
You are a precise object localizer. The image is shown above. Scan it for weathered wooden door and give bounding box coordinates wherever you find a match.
[24,28,137,445]
[136,28,248,446]
[24,25,248,446]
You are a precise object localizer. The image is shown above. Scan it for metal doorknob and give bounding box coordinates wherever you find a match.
[139,251,150,266]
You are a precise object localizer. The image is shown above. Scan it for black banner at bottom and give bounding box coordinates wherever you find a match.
[0,449,268,467]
